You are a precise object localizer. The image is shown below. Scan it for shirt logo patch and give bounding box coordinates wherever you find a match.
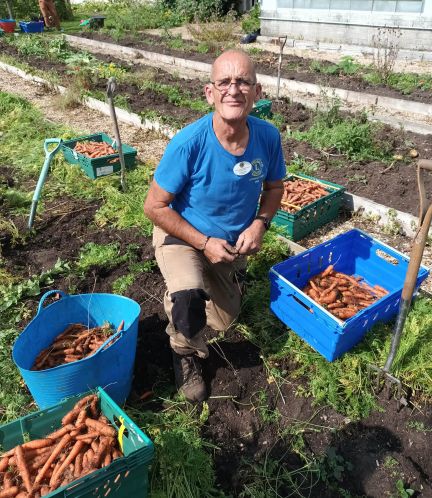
[233,161,252,176]
[251,159,264,177]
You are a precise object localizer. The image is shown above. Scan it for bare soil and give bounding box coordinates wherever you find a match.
[2,185,432,498]
[1,41,431,217]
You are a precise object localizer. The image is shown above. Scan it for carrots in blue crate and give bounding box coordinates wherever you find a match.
[302,265,389,320]
[0,394,123,496]
[280,178,329,213]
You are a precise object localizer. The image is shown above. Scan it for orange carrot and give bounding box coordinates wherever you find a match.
[34,434,72,486]
[47,424,75,440]
[91,439,109,468]
[49,441,85,489]
[61,408,81,427]
[73,394,97,412]
[84,419,116,438]
[15,446,31,494]
[73,453,83,478]
[319,290,338,305]
[112,449,122,460]
[102,452,112,467]
[39,486,50,497]
[2,472,13,489]
[327,302,345,310]
[0,487,19,498]
[0,456,9,472]
[75,432,99,441]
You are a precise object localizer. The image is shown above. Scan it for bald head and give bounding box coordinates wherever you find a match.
[210,50,257,83]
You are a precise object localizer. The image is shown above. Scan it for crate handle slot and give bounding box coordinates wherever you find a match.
[375,249,399,266]
[113,415,129,439]
[292,294,314,314]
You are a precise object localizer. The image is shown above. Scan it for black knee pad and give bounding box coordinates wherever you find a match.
[170,288,210,339]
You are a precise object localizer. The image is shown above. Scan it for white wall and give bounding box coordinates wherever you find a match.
[260,0,432,49]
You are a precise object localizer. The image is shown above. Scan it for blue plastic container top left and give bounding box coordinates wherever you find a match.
[12,291,141,409]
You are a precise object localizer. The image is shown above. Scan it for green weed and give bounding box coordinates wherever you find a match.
[112,259,157,294]
[128,401,221,498]
[310,56,361,76]
[293,110,392,162]
[77,242,121,272]
[406,420,432,432]
[287,153,319,176]
[395,479,415,498]
[253,389,281,425]
[238,452,319,498]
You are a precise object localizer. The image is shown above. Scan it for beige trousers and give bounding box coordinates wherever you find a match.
[153,226,247,358]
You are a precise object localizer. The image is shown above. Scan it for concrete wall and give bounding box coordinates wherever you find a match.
[260,0,432,50]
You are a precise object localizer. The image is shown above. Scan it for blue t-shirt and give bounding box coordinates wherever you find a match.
[154,113,286,244]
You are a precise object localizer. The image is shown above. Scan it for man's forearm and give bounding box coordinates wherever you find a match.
[257,184,284,220]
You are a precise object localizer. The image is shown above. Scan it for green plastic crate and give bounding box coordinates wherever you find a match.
[62,133,137,180]
[0,387,154,498]
[249,99,272,119]
[273,173,345,242]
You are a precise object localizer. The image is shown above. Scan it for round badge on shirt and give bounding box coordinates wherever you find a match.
[233,161,252,176]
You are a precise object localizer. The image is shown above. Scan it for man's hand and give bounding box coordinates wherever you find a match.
[235,220,266,255]
[203,237,238,264]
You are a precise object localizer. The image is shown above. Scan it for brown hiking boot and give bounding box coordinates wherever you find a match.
[172,351,207,403]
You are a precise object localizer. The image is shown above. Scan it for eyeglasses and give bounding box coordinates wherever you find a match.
[210,78,256,93]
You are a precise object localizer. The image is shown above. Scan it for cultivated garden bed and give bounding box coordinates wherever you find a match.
[75,30,432,105]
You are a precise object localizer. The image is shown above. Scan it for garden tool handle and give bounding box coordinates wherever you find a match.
[418,159,432,224]
[106,77,126,191]
[384,160,432,372]
[106,77,116,99]
[37,289,67,314]
[402,160,432,301]
[43,138,62,157]
[28,139,63,229]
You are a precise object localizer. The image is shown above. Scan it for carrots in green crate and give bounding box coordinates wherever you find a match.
[280,178,329,213]
[303,265,389,321]
[0,394,123,497]
[74,141,116,158]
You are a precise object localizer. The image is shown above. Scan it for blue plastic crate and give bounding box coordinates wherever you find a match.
[19,21,44,33]
[269,229,429,361]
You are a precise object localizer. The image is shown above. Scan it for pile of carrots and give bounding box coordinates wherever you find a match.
[280,178,329,213]
[31,322,122,371]
[73,141,116,159]
[0,394,123,497]
[302,265,389,320]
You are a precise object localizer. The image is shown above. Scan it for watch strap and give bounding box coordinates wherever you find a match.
[255,215,271,230]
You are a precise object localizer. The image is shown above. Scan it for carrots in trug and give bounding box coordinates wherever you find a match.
[31,322,121,371]
[302,265,389,321]
[0,393,123,497]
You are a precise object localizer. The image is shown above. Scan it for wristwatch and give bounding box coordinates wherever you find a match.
[255,215,271,230]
